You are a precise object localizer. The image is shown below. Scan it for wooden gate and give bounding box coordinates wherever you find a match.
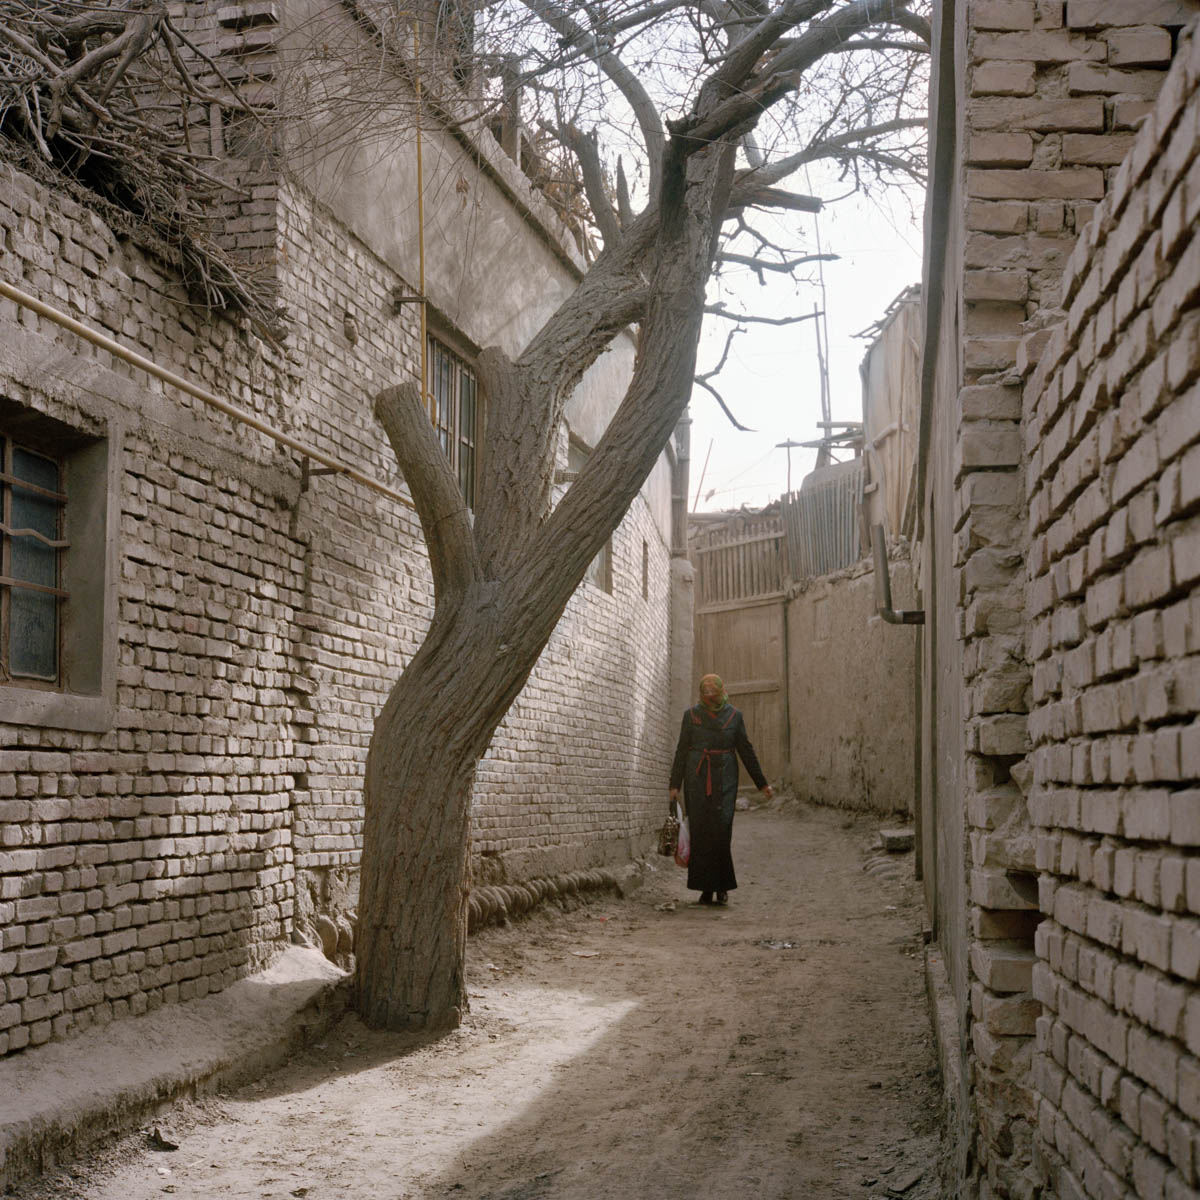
[690,514,789,789]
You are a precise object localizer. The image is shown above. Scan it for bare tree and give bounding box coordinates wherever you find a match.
[352,0,928,1029]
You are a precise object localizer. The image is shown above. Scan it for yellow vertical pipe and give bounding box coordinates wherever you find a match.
[414,15,428,412]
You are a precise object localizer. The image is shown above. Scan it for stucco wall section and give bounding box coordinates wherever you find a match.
[1023,24,1200,1197]
[787,560,917,817]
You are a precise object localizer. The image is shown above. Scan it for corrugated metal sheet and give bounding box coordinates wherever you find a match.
[781,466,865,580]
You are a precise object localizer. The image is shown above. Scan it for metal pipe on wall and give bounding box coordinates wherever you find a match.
[0,279,414,510]
[872,524,924,625]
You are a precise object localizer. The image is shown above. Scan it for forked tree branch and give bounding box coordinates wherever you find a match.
[671,0,915,151]
[705,303,823,326]
[717,251,838,281]
[694,326,752,430]
[733,117,927,187]
[374,384,480,606]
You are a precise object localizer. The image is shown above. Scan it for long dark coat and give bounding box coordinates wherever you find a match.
[668,702,767,893]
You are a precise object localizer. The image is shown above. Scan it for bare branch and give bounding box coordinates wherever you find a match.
[693,323,758,431]
[699,323,746,380]
[704,302,823,326]
[708,0,831,94]
[375,384,480,606]
[672,0,916,152]
[735,118,928,188]
[828,37,929,52]
[693,375,753,431]
[717,249,839,275]
[0,0,278,337]
[892,8,933,43]
[728,183,823,212]
[520,0,667,196]
[616,157,634,227]
[553,121,621,245]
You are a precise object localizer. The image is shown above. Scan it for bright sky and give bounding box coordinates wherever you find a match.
[689,182,924,512]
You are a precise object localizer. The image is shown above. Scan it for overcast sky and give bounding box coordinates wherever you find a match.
[688,181,924,513]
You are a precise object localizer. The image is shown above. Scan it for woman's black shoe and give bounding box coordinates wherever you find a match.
[698,891,714,905]
[715,891,728,905]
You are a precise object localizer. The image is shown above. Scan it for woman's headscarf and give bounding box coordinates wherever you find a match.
[698,673,727,712]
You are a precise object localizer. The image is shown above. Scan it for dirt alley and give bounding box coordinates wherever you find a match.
[19,800,945,1200]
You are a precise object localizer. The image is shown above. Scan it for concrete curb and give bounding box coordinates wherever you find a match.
[0,946,348,1191]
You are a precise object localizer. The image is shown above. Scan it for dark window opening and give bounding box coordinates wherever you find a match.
[1,440,68,686]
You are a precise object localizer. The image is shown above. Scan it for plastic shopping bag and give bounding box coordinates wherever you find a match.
[673,801,690,868]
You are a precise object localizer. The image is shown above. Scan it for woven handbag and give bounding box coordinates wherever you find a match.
[657,812,680,857]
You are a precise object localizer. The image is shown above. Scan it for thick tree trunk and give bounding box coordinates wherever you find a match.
[354,599,519,1029]
[354,734,475,1030]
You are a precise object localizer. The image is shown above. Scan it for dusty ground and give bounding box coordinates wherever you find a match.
[17,800,945,1200]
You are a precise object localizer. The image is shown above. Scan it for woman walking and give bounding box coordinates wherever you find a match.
[669,674,773,905]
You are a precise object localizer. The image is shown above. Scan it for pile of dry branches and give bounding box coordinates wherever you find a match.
[0,0,279,338]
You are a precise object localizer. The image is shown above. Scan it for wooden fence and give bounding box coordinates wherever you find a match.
[690,513,786,608]
[781,465,865,581]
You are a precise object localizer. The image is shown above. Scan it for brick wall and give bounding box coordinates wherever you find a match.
[1024,24,1200,1197]
[922,1,1192,1194]
[0,94,675,1055]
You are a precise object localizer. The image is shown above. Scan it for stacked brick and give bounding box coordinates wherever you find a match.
[954,3,1188,1195]
[1023,22,1200,1197]
[0,6,675,1057]
[0,163,305,1054]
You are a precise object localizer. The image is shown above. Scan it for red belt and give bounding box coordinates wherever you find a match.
[696,748,732,798]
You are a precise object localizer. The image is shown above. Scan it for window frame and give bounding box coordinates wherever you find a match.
[0,401,118,733]
[425,329,483,509]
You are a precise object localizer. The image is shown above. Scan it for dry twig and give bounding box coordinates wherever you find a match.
[0,0,279,338]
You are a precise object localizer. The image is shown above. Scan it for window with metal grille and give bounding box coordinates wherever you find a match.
[1,439,67,685]
[428,336,479,508]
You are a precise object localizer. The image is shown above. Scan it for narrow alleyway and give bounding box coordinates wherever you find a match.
[19,801,944,1200]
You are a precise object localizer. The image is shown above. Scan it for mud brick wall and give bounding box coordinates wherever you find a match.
[1023,24,1200,1197]
[0,146,675,1053]
[0,162,306,1057]
[934,2,1190,1196]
